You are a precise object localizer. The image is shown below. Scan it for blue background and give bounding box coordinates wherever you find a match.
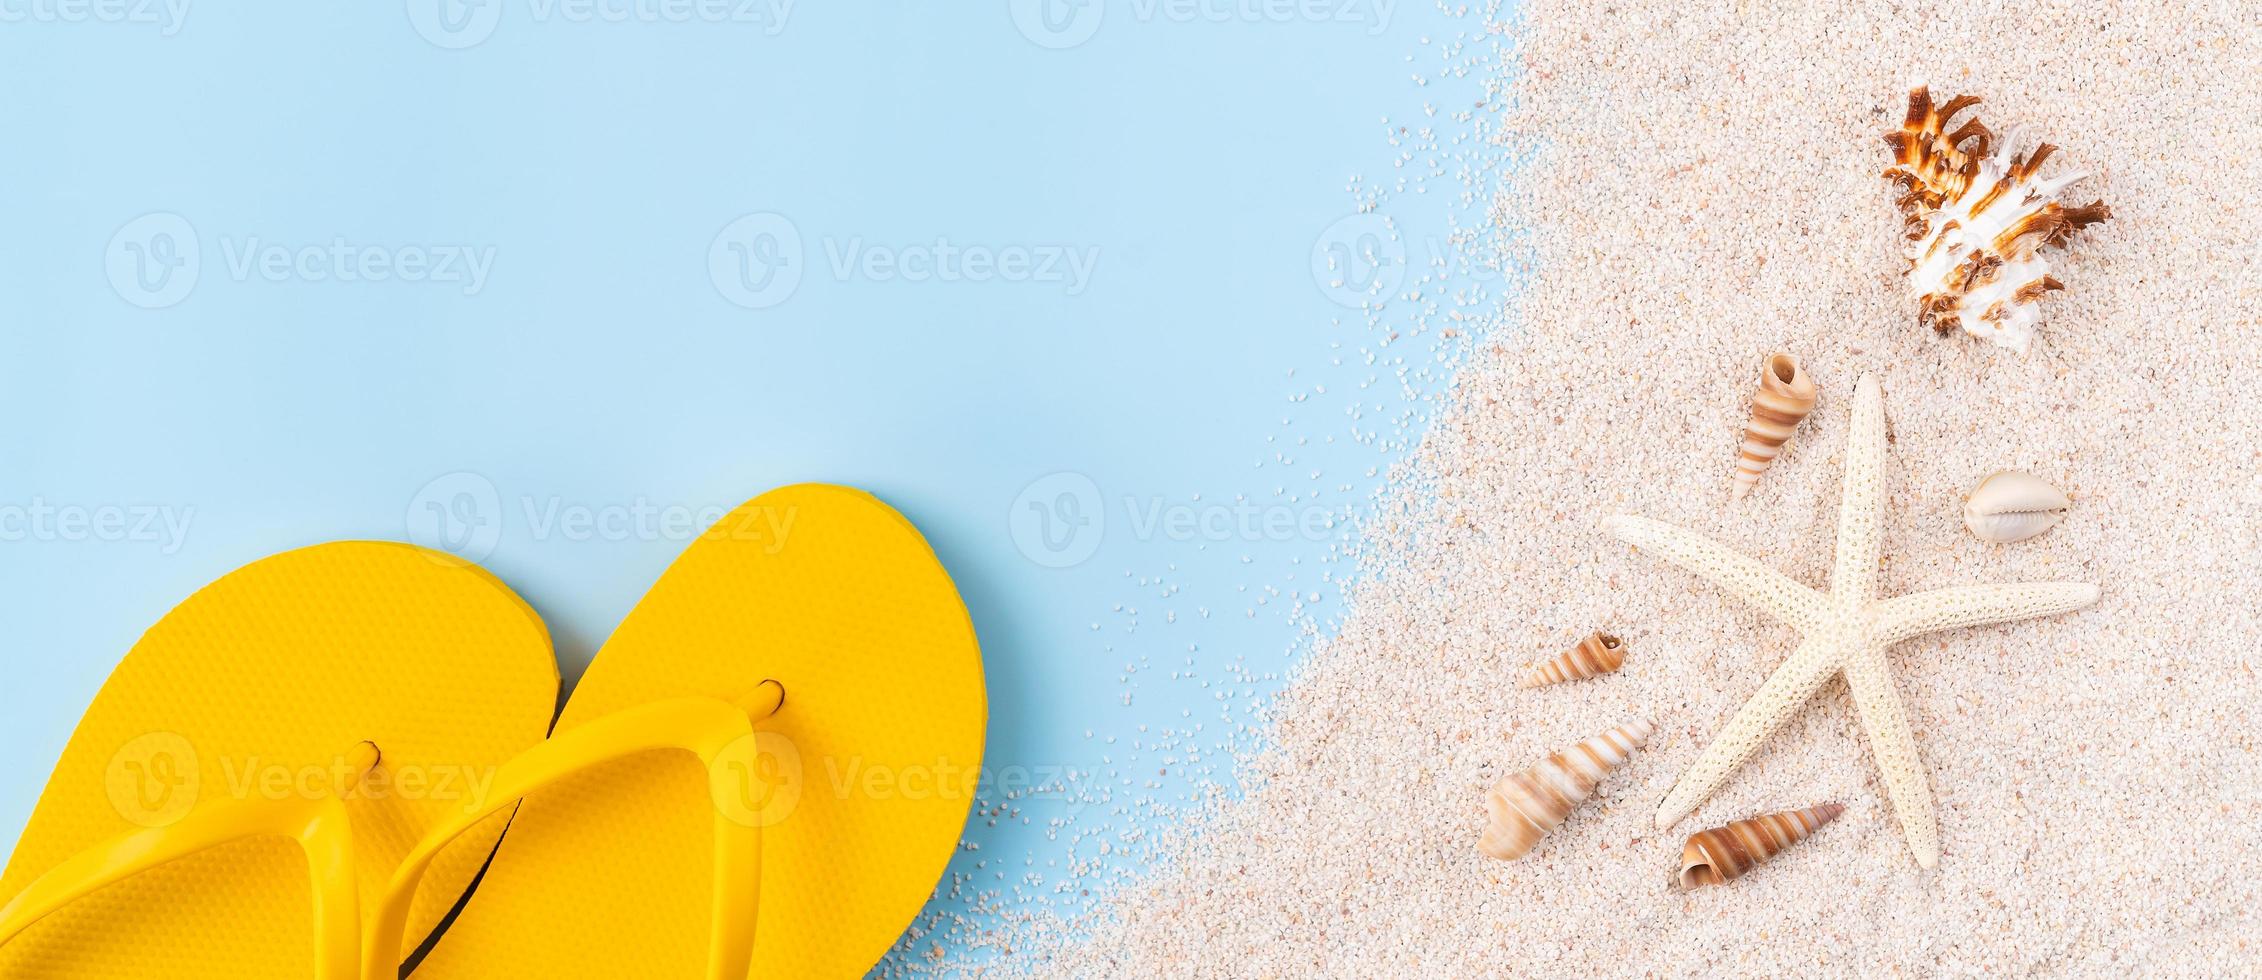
[0,1,1502,967]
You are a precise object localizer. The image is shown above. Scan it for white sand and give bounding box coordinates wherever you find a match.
[1000,0,2262,974]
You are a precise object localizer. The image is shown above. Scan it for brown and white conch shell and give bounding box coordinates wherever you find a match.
[1883,85,2112,352]
[1732,353,1818,499]
[1478,719,1654,861]
[1963,470,2070,543]
[1675,803,1845,889]
[1517,632,1626,688]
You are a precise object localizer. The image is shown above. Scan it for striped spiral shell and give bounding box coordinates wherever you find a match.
[1479,719,1654,861]
[1517,632,1626,689]
[1675,803,1845,889]
[1731,353,1818,499]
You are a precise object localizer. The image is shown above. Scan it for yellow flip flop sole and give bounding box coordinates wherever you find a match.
[406,483,986,978]
[0,542,559,979]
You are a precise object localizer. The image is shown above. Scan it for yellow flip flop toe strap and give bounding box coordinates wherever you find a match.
[0,794,362,980]
[366,686,785,980]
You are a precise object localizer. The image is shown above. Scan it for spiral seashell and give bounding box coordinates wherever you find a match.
[1517,632,1626,688]
[1731,353,1818,499]
[1962,470,2070,543]
[1675,803,1845,889]
[1882,85,2111,352]
[1479,719,1654,861]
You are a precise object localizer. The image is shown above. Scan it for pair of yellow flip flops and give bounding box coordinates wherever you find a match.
[0,484,986,979]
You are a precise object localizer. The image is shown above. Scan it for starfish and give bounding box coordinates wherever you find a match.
[1604,374,2097,868]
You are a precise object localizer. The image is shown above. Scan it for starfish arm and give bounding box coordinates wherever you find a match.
[1868,582,2101,646]
[1604,515,1831,633]
[1654,637,1840,829]
[1831,375,1888,602]
[1841,646,1940,868]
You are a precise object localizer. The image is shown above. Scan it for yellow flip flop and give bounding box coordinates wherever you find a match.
[386,483,986,979]
[0,541,559,979]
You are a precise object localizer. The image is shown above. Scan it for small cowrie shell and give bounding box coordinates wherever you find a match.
[1962,470,2069,543]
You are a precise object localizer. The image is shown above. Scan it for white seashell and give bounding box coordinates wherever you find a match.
[1883,86,2110,353]
[1962,470,2069,543]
